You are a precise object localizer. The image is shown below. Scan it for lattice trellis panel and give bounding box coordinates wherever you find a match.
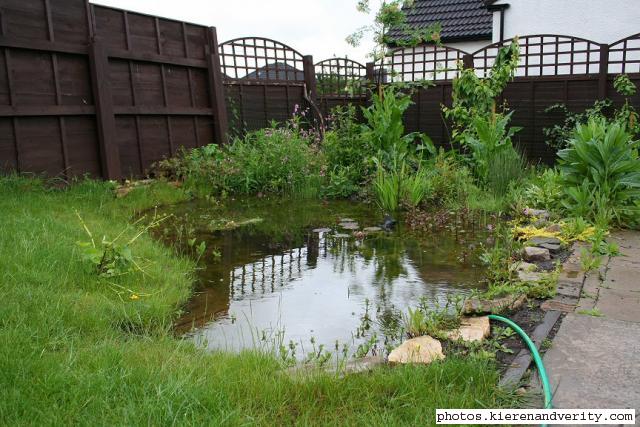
[219,37,305,81]
[608,33,640,74]
[315,58,368,96]
[377,44,467,83]
[472,35,602,78]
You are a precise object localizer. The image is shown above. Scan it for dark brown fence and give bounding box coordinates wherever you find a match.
[0,0,639,179]
[0,0,228,179]
[219,37,315,137]
[315,57,369,118]
[377,34,640,164]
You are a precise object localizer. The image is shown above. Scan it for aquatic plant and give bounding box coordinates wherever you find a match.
[403,296,464,339]
[463,112,524,188]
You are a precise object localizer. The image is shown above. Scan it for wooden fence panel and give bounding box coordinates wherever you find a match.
[1,0,639,179]
[219,37,309,136]
[0,0,227,179]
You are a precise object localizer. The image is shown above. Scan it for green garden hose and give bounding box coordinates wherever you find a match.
[488,314,553,413]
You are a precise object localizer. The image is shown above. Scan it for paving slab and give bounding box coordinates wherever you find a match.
[544,313,640,409]
[595,288,640,323]
[603,264,640,292]
[544,230,640,412]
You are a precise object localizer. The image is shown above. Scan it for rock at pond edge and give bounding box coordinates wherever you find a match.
[514,261,538,273]
[522,246,551,262]
[528,236,562,246]
[446,316,490,343]
[388,336,445,365]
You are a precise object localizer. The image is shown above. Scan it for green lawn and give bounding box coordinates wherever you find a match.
[0,177,513,426]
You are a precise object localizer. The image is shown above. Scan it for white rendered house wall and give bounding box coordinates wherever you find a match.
[491,0,640,45]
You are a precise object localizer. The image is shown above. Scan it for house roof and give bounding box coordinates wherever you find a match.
[388,0,494,43]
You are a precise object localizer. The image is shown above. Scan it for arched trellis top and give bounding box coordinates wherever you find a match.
[608,33,640,74]
[218,37,305,81]
[315,57,367,70]
[373,44,469,83]
[471,34,602,77]
[315,58,368,97]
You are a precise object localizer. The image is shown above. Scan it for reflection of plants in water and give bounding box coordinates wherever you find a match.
[327,237,360,276]
[375,305,404,352]
[365,236,407,285]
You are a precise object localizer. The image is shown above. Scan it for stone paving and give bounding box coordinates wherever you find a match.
[543,230,640,411]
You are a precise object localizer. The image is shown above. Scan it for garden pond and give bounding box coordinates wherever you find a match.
[154,198,494,358]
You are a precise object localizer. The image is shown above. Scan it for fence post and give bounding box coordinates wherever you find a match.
[462,53,474,70]
[598,43,609,100]
[365,62,375,81]
[88,38,121,180]
[205,27,229,144]
[303,55,317,102]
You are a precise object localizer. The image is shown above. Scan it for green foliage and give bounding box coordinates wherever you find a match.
[561,217,593,241]
[372,160,402,212]
[485,147,528,196]
[544,74,639,150]
[543,100,613,150]
[0,177,519,426]
[521,168,563,212]
[361,85,426,165]
[443,41,520,140]
[404,296,464,339]
[422,152,476,207]
[347,0,441,66]
[614,74,637,97]
[75,211,166,278]
[156,122,324,198]
[577,308,604,317]
[526,269,558,299]
[442,41,524,197]
[403,167,430,208]
[322,105,372,197]
[463,112,524,188]
[558,118,640,227]
[372,157,431,212]
[480,224,520,283]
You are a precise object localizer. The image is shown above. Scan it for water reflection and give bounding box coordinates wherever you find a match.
[156,198,489,354]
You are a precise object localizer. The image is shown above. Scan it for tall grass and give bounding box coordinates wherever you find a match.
[485,147,528,195]
[0,176,515,425]
[373,164,402,213]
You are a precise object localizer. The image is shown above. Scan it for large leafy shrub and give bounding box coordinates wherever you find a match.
[156,123,324,197]
[463,112,524,190]
[443,41,519,142]
[322,105,372,197]
[558,118,640,226]
[362,86,434,166]
[544,74,639,150]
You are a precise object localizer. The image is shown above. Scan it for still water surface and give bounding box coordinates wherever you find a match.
[156,198,490,355]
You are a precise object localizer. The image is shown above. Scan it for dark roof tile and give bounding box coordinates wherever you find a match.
[389,0,493,42]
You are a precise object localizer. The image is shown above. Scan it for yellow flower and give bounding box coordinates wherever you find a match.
[130,294,140,300]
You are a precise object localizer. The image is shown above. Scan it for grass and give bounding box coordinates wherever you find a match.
[0,176,515,425]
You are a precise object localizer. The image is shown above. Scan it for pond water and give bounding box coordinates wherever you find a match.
[155,198,491,357]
